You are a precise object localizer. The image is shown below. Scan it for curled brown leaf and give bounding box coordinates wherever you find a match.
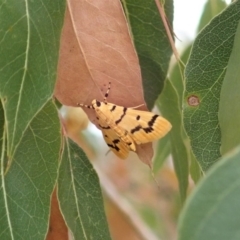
[55,0,153,164]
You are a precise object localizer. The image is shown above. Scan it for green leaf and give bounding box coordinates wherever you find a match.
[58,139,111,240]
[173,0,225,182]
[170,50,189,105]
[153,134,170,173]
[170,50,202,183]
[122,0,173,108]
[178,146,240,240]
[169,0,225,181]
[171,0,226,103]
[183,0,240,171]
[0,102,4,166]
[197,0,227,32]
[0,0,65,155]
[158,80,189,202]
[0,101,61,240]
[219,19,240,155]
[189,149,202,184]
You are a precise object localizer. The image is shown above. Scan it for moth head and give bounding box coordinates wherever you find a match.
[92,99,101,109]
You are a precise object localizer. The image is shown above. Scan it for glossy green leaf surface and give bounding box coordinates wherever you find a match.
[0,1,65,239]
[58,139,111,240]
[0,101,61,240]
[170,48,202,184]
[219,19,240,155]
[122,0,173,108]
[169,0,226,182]
[189,149,202,184]
[178,146,240,240]
[0,0,65,155]
[183,1,240,171]
[153,134,170,173]
[158,80,189,202]
[197,0,227,32]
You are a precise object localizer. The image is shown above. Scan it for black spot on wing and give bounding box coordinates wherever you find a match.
[107,143,120,151]
[115,107,127,124]
[99,124,110,129]
[107,138,121,152]
[113,139,120,144]
[110,105,116,112]
[136,115,140,120]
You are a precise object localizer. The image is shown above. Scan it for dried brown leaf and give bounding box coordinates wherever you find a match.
[46,189,68,240]
[55,0,153,164]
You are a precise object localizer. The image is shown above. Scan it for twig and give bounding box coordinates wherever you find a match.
[94,164,161,240]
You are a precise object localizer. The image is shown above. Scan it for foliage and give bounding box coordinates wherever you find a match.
[0,0,239,239]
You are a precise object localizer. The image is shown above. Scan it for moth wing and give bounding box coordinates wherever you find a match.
[126,110,172,144]
[106,103,172,144]
[97,118,130,159]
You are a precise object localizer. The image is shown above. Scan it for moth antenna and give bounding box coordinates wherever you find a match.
[77,103,94,109]
[103,81,111,103]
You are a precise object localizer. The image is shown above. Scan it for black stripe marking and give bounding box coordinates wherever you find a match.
[148,115,159,127]
[107,143,120,151]
[107,139,121,151]
[110,105,116,112]
[143,126,154,133]
[99,124,111,129]
[115,107,127,124]
[131,125,141,134]
[131,115,159,134]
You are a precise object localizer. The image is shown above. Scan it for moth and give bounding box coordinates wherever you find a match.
[78,82,172,159]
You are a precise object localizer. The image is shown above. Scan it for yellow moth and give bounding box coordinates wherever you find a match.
[78,82,172,159]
